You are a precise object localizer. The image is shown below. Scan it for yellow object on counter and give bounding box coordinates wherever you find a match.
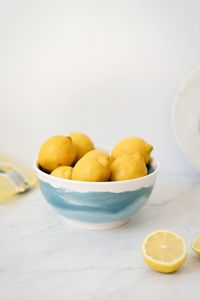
[142,230,187,273]
[192,235,200,256]
[0,155,37,202]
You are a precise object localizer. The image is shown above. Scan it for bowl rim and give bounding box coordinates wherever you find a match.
[33,158,160,186]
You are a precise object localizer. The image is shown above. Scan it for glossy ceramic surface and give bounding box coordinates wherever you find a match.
[34,160,159,229]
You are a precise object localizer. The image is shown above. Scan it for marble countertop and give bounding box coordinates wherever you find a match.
[0,174,200,300]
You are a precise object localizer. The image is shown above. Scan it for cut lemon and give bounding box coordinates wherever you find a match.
[192,235,200,256]
[142,230,187,273]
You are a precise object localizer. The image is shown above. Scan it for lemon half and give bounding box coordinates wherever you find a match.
[142,230,187,273]
[192,235,200,256]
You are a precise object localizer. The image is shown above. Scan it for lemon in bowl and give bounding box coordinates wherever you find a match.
[38,135,76,173]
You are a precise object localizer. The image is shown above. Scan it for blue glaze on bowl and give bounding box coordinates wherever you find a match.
[34,158,159,229]
[39,180,154,223]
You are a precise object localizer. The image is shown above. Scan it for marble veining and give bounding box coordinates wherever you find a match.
[0,173,200,300]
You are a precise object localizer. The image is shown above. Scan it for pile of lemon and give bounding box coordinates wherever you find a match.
[38,132,153,181]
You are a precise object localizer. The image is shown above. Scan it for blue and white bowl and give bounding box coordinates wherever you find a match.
[34,159,159,230]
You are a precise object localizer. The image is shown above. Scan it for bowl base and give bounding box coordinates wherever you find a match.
[64,218,129,230]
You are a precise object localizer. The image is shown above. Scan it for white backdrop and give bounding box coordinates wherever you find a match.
[0,0,200,174]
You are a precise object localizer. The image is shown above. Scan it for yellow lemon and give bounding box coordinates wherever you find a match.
[70,132,95,162]
[110,152,147,181]
[72,149,110,182]
[142,230,187,273]
[192,235,200,256]
[111,137,153,164]
[38,136,77,173]
[51,166,73,179]
[86,149,109,157]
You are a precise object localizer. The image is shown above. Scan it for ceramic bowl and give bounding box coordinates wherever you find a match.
[34,159,159,230]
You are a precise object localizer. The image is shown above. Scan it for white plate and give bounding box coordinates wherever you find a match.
[173,65,200,171]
